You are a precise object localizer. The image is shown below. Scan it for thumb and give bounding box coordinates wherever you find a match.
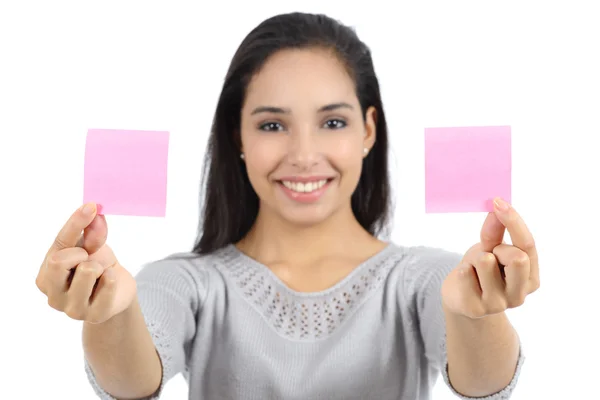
[480,211,505,253]
[82,214,108,254]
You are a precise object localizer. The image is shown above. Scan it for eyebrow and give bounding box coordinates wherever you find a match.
[250,102,354,115]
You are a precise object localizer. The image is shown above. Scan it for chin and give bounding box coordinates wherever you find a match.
[277,207,334,228]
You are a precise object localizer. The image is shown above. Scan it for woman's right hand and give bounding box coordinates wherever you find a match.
[36,203,137,324]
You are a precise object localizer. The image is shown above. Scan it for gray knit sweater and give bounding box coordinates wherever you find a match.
[85,243,524,399]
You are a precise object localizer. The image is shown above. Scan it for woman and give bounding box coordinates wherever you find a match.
[35,12,538,400]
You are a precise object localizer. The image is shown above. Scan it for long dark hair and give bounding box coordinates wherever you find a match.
[193,12,392,254]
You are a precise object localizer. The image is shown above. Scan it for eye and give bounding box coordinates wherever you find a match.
[323,119,347,129]
[258,121,284,132]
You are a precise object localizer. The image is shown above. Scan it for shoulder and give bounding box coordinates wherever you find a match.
[134,247,230,303]
[400,244,463,269]
[385,242,463,271]
[385,243,463,294]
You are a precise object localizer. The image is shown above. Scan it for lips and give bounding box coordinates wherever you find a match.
[275,177,335,203]
[280,179,328,193]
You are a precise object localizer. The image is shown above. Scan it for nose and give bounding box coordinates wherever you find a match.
[287,128,319,170]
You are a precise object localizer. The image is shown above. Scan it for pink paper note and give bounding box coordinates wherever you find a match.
[424,126,511,213]
[83,129,169,217]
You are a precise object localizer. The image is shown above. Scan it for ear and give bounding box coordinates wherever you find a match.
[363,106,377,154]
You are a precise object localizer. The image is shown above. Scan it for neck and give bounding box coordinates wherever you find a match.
[237,204,377,265]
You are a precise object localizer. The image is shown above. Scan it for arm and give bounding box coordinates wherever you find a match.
[408,247,524,399]
[442,200,538,397]
[84,256,203,400]
[444,306,521,397]
[83,297,162,399]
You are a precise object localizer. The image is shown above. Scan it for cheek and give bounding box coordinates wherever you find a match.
[244,136,284,181]
[325,135,363,172]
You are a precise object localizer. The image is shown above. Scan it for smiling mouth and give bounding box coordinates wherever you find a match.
[274,176,335,193]
[279,179,329,193]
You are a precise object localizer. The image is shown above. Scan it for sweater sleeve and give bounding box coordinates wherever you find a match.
[405,246,525,399]
[84,254,206,399]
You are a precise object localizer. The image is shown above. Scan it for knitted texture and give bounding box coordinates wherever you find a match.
[85,243,524,399]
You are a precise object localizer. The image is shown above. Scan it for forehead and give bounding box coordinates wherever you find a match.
[243,48,357,108]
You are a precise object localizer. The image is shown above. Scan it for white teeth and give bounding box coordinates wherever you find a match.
[281,179,328,193]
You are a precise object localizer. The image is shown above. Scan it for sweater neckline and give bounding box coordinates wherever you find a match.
[222,242,398,298]
[216,242,404,341]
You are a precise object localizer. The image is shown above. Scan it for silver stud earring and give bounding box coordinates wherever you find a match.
[240,153,245,160]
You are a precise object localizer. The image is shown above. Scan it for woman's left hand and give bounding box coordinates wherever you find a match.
[441,197,540,319]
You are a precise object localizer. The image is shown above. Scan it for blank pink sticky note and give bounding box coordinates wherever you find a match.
[83,129,169,217]
[424,126,511,213]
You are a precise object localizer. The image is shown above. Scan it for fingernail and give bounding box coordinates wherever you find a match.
[494,197,510,212]
[81,203,95,216]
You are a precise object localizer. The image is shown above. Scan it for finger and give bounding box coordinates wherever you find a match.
[480,212,506,252]
[471,252,506,313]
[64,260,104,320]
[493,197,540,291]
[51,203,98,253]
[444,260,489,319]
[493,244,530,306]
[82,214,108,254]
[458,261,482,296]
[88,267,118,323]
[457,245,484,295]
[44,247,89,292]
[46,285,68,312]
[44,248,88,310]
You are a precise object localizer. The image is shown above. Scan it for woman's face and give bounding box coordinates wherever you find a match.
[240,47,376,227]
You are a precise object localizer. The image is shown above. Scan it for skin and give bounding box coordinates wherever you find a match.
[35,47,539,398]
[35,204,162,399]
[236,47,540,396]
[236,47,387,291]
[443,199,539,396]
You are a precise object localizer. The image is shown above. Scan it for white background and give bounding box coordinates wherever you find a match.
[1,1,598,399]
